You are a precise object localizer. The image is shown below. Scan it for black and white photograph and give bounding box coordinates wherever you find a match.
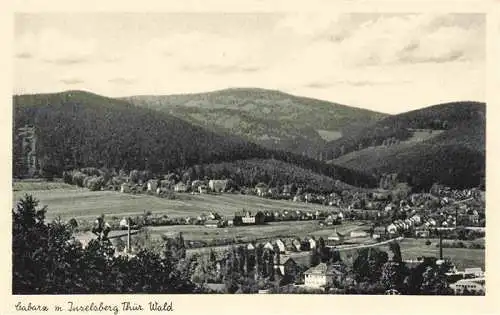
[10,9,489,300]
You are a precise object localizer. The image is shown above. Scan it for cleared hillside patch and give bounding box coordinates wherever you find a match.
[317,129,343,142]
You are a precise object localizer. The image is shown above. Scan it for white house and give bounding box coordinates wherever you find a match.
[263,242,274,251]
[275,239,286,253]
[387,223,398,234]
[304,263,339,289]
[242,216,256,224]
[410,214,422,225]
[198,185,209,194]
[174,182,188,192]
[147,180,158,192]
[120,183,131,193]
[256,186,268,197]
[464,267,484,278]
[450,278,485,295]
[209,179,228,193]
[292,239,302,251]
[350,230,368,238]
[119,218,130,228]
[308,238,317,250]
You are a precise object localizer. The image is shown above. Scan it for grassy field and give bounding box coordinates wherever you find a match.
[14,182,376,251]
[398,238,485,270]
[13,183,340,220]
[13,179,77,192]
[147,220,366,242]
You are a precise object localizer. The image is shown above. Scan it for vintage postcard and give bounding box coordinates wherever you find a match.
[2,0,499,315]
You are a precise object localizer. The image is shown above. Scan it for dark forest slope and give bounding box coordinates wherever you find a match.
[13,91,377,188]
[324,101,485,190]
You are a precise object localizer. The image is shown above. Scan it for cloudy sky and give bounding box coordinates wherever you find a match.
[14,12,485,113]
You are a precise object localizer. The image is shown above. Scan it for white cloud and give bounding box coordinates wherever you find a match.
[332,14,483,66]
[142,32,263,73]
[273,13,484,68]
[16,29,98,65]
[14,13,485,113]
[274,12,344,37]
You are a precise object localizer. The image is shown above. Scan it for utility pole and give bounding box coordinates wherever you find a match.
[439,230,443,260]
[127,217,131,253]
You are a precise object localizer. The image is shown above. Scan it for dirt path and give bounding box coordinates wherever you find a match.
[335,237,404,251]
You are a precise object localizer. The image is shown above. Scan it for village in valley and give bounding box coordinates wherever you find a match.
[12,12,486,296]
[13,163,486,295]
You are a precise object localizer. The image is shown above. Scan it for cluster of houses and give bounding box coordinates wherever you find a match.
[374,212,481,240]
[234,236,349,288]
[119,179,230,195]
[400,258,486,295]
[116,176,484,226]
[201,209,345,229]
[110,208,347,232]
[431,185,484,202]
[372,214,426,239]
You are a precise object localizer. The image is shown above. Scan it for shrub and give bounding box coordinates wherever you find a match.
[87,176,105,191]
[72,171,87,187]
[425,240,431,246]
[62,171,73,184]
[80,167,101,177]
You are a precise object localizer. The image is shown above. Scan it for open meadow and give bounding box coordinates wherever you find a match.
[13,181,339,220]
[13,181,375,251]
[398,238,485,270]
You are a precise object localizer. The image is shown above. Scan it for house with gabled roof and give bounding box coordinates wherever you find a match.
[304,263,344,289]
[263,241,274,251]
[208,179,228,193]
[308,237,317,250]
[275,255,300,281]
[255,183,269,197]
[290,238,301,251]
[147,180,158,192]
[275,239,286,253]
[174,182,188,192]
[120,183,131,193]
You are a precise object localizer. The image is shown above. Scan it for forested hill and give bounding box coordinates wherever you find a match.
[13,91,267,175]
[175,159,358,193]
[12,91,377,188]
[124,88,386,158]
[323,101,486,191]
[322,101,485,159]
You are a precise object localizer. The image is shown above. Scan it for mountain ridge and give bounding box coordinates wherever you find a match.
[12,90,378,189]
[123,87,388,158]
[323,100,485,190]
